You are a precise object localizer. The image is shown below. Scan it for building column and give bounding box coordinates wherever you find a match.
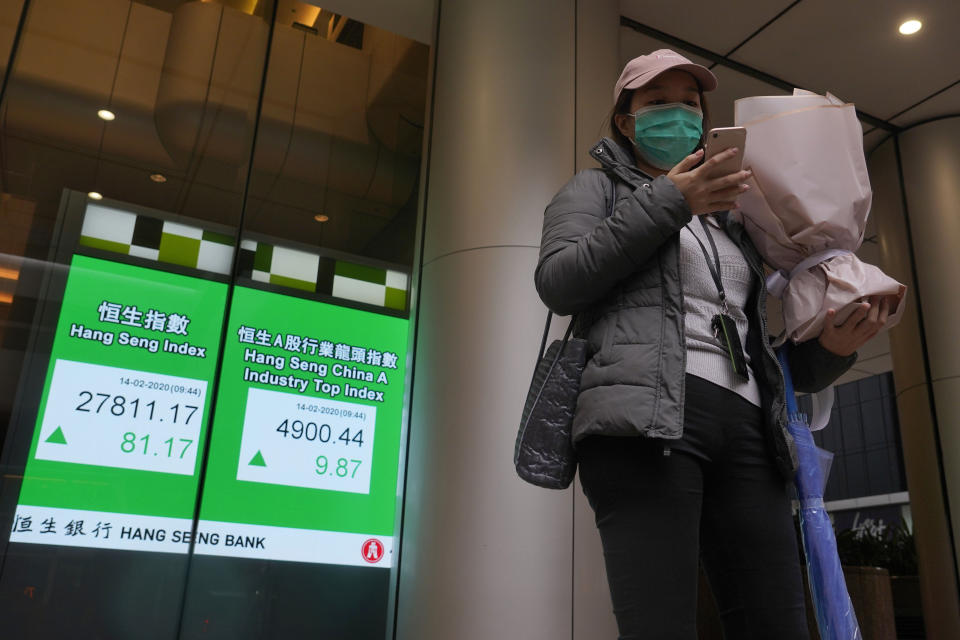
[571,0,620,638]
[394,1,577,638]
[869,119,960,638]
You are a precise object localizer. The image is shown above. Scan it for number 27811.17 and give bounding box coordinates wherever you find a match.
[75,392,197,425]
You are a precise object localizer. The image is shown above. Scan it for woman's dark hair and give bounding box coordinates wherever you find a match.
[608,89,636,151]
[607,86,713,155]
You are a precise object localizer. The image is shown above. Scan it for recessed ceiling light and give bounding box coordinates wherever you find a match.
[149,173,167,183]
[88,191,103,200]
[97,109,116,121]
[899,19,922,35]
[314,214,329,222]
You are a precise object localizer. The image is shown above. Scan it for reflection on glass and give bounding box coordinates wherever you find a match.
[178,287,409,638]
[176,5,428,638]
[0,1,271,638]
[245,3,428,270]
[0,0,430,637]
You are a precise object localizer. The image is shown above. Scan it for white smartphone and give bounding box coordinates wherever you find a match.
[704,127,747,177]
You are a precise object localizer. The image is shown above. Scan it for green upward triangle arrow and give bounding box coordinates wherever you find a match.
[45,426,67,445]
[248,450,266,467]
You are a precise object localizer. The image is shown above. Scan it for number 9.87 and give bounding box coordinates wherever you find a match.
[315,456,362,478]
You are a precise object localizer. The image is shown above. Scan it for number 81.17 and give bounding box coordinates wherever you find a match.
[316,456,361,478]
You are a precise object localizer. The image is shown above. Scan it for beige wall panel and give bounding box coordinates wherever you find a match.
[420,0,575,263]
[897,118,960,382]
[930,376,960,583]
[396,8,580,630]
[871,131,960,637]
[894,384,960,638]
[619,0,797,54]
[572,1,621,637]
[396,248,573,640]
[868,139,927,395]
[575,0,619,171]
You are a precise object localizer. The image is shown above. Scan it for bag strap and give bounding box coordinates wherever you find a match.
[536,171,618,361]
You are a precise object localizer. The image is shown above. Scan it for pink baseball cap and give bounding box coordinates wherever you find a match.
[614,49,718,104]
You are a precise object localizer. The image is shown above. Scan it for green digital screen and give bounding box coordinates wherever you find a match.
[10,255,409,569]
[10,255,227,549]
[193,286,409,567]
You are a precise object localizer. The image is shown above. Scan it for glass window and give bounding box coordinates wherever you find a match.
[0,1,431,637]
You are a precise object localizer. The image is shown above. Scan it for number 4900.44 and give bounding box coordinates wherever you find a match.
[275,419,363,447]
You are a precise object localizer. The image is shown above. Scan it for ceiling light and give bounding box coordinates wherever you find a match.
[88,191,103,200]
[0,267,18,280]
[314,214,329,222]
[0,292,12,304]
[149,173,167,183]
[899,19,922,35]
[97,109,116,121]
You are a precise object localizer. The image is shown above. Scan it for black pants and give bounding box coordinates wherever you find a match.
[577,375,809,640]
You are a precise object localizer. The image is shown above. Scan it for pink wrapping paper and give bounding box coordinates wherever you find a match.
[734,90,906,342]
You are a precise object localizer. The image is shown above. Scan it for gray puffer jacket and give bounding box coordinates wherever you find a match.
[535,138,857,478]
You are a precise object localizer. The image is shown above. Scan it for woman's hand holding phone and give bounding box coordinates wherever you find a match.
[667,147,752,216]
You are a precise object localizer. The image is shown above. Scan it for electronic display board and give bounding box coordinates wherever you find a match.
[192,285,408,568]
[9,252,409,571]
[9,255,227,551]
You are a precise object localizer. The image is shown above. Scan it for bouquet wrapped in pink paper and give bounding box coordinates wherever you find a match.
[734,89,905,342]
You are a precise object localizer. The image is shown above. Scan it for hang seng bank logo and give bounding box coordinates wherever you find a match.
[362,538,384,564]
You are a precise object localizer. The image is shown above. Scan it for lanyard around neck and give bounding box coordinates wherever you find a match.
[689,216,728,314]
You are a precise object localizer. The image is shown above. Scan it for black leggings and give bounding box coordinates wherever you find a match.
[577,375,809,640]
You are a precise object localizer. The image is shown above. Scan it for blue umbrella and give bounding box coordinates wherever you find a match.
[777,345,862,640]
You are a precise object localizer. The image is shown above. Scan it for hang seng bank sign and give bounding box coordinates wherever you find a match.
[10,255,409,569]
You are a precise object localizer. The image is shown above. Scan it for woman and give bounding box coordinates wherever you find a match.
[535,49,889,639]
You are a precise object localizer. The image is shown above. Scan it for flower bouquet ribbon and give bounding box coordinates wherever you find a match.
[734,89,906,343]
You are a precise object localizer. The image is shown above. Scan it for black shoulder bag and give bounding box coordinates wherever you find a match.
[513,173,617,489]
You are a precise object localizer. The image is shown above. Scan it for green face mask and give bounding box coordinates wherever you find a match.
[630,103,703,170]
